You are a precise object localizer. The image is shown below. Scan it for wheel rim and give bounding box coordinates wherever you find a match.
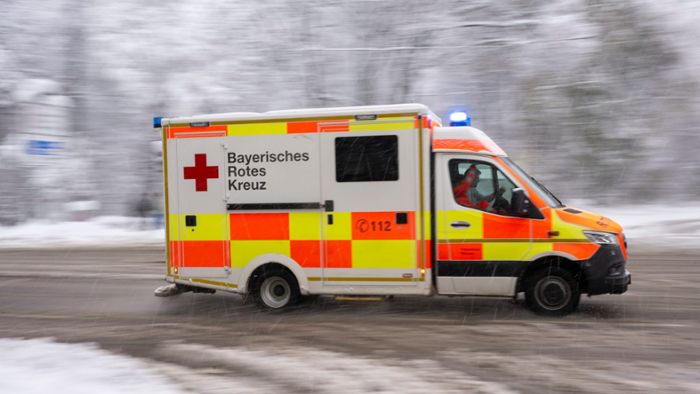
[260,276,291,308]
[536,277,571,311]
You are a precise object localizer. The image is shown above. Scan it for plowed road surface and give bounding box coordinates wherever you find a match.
[1,247,698,393]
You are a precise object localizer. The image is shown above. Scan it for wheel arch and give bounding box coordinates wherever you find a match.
[238,254,308,295]
[517,254,583,293]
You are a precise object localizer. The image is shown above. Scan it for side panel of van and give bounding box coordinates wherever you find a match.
[318,124,422,292]
[164,114,432,296]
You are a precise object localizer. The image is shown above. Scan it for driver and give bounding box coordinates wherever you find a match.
[453,164,505,210]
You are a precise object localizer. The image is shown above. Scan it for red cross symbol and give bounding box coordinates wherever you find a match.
[184,153,219,192]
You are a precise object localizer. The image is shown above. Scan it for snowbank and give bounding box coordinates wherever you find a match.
[0,338,515,394]
[0,216,163,248]
[2,337,697,393]
[571,202,700,249]
[0,338,185,394]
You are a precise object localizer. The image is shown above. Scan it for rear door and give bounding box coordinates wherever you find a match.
[169,127,230,279]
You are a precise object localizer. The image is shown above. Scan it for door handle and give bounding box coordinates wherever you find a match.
[322,200,334,212]
[450,221,471,228]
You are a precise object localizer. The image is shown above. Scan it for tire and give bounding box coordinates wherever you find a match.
[525,267,580,316]
[252,267,300,310]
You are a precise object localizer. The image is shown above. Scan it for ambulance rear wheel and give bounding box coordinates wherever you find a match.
[253,268,300,310]
[525,267,580,316]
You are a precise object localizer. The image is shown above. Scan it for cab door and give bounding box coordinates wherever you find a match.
[435,154,531,296]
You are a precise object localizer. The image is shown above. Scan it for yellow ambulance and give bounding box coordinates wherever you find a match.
[154,104,630,315]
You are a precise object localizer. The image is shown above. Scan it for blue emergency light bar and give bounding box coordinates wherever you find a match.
[153,117,163,128]
[449,111,471,127]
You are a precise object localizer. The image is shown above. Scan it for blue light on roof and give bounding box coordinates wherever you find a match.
[26,139,63,156]
[153,117,163,128]
[449,111,471,126]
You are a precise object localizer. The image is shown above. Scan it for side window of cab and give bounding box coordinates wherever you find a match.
[449,159,519,217]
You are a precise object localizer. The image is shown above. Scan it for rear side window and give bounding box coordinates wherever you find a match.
[335,135,398,182]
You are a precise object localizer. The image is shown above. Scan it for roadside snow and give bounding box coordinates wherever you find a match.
[0,204,697,249]
[3,336,697,393]
[0,338,186,394]
[0,338,518,394]
[571,203,700,249]
[0,216,163,248]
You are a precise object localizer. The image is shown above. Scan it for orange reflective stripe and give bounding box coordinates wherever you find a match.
[438,242,482,260]
[229,213,289,240]
[325,240,352,268]
[318,120,349,132]
[437,243,448,260]
[170,240,228,267]
[415,115,433,129]
[414,115,433,129]
[553,243,599,260]
[351,212,415,240]
[290,240,321,268]
[425,240,432,268]
[531,212,552,238]
[169,241,181,267]
[482,211,552,239]
[434,139,484,151]
[289,241,321,268]
[287,121,318,134]
[483,214,531,239]
[168,125,227,139]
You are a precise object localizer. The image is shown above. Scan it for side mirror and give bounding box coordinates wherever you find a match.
[511,188,531,217]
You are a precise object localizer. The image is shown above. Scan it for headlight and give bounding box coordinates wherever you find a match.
[583,230,619,245]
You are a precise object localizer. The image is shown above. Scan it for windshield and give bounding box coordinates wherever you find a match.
[502,157,564,208]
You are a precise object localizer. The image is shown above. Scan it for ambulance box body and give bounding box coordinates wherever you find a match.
[156,103,630,315]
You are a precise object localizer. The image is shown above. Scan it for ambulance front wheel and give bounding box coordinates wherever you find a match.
[252,266,300,310]
[525,267,580,316]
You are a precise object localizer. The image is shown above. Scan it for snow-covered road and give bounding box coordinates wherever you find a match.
[0,338,185,394]
[1,338,515,394]
[1,248,699,393]
[5,338,699,394]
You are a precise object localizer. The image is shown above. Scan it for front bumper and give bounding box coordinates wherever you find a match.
[582,244,631,296]
[604,269,631,294]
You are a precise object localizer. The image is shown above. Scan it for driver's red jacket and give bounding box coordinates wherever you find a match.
[453,179,489,210]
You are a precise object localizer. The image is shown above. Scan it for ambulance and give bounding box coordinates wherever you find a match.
[153,103,630,316]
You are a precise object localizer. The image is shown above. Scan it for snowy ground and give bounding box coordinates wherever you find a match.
[0,338,514,394]
[0,216,163,248]
[0,205,697,249]
[0,338,186,394]
[4,337,698,394]
[1,247,699,393]
[575,203,700,249]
